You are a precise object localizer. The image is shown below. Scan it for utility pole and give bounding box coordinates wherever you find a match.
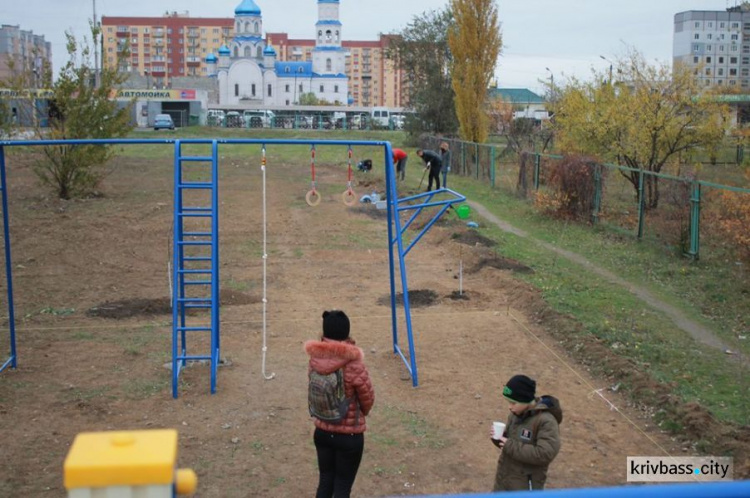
[93,0,100,88]
[600,55,614,85]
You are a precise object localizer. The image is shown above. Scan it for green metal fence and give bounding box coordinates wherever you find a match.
[424,136,750,262]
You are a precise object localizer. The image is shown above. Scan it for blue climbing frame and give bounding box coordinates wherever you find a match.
[0,138,464,393]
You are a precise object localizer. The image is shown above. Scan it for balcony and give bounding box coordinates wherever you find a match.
[186,56,201,65]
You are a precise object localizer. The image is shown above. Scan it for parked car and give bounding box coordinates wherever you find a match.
[225,111,244,128]
[207,109,226,127]
[154,114,175,130]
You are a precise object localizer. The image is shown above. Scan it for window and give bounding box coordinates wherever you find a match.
[255,22,259,33]
[326,58,332,71]
[234,46,239,57]
[720,45,725,51]
[252,84,256,96]
[721,22,725,28]
[286,100,290,105]
[167,28,172,34]
[706,56,712,63]
[719,57,724,63]
[718,68,724,76]
[299,84,303,93]
[298,67,304,73]
[268,84,272,97]
[708,22,713,28]
[285,84,290,92]
[694,56,699,63]
[707,34,712,40]
[334,85,339,93]
[256,46,262,58]
[731,68,738,76]
[201,28,206,34]
[285,66,290,73]
[319,84,324,92]
[706,68,711,75]
[213,28,219,34]
[731,57,738,63]
[694,34,700,40]
[235,84,239,96]
[695,22,700,28]
[707,45,713,51]
[732,22,739,28]
[244,46,251,56]
[732,34,739,40]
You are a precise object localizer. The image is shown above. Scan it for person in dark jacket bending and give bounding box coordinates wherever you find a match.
[416,149,443,191]
[305,310,375,498]
[491,374,561,491]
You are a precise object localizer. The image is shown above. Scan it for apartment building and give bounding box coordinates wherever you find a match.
[674,4,750,89]
[268,32,406,108]
[0,24,52,86]
[101,12,234,88]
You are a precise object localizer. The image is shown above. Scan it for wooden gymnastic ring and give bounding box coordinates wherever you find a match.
[305,189,321,206]
[342,189,357,206]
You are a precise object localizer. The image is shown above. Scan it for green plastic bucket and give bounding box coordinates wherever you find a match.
[455,204,471,220]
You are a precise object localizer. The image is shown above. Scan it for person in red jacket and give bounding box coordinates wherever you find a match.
[392,147,408,181]
[305,310,375,498]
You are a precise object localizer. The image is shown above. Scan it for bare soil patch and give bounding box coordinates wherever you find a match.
[86,290,258,319]
[451,230,498,248]
[376,289,440,308]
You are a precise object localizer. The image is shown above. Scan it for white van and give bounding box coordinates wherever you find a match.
[207,109,225,127]
[371,107,390,127]
[243,110,276,128]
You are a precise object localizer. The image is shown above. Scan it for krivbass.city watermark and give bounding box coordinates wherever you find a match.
[627,457,733,482]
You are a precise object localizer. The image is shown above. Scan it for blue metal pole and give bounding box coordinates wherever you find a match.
[0,146,17,372]
[210,139,220,394]
[172,140,182,398]
[384,146,399,353]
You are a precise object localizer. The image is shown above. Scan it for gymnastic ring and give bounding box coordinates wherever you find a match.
[342,189,357,206]
[306,189,322,206]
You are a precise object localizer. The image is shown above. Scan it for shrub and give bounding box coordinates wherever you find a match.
[535,155,603,222]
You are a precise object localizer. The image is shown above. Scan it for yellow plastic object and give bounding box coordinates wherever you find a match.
[176,468,198,495]
[64,429,178,489]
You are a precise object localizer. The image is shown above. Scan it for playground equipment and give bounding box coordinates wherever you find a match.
[0,138,465,395]
[342,146,357,206]
[64,429,197,497]
[260,146,275,381]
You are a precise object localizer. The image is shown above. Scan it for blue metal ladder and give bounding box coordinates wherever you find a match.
[0,146,17,373]
[172,140,220,398]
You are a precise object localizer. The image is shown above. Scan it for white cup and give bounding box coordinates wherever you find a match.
[492,421,506,439]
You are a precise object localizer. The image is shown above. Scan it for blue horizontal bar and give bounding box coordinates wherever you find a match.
[429,482,750,498]
[178,183,213,189]
[1,138,391,147]
[184,257,211,261]
[184,280,212,285]
[179,156,213,162]
[183,232,212,237]
[178,213,212,218]
[176,327,212,332]
[178,269,212,274]
[177,241,212,246]
[176,355,212,361]
[184,304,212,309]
[182,207,212,211]
[177,298,212,303]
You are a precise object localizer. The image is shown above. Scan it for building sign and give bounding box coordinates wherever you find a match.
[0,88,55,99]
[115,89,196,101]
[1,88,197,101]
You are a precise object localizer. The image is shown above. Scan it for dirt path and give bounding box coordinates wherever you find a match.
[469,201,745,363]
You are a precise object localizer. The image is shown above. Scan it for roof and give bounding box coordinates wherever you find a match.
[275,61,314,77]
[205,53,218,62]
[218,44,231,55]
[235,0,261,16]
[489,88,545,104]
[263,45,276,56]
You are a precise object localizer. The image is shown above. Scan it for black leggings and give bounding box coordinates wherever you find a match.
[314,428,365,498]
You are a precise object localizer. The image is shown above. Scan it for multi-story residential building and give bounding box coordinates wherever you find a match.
[101,1,406,107]
[101,12,234,88]
[0,24,52,87]
[674,4,750,90]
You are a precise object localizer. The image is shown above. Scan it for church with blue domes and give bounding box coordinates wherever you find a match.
[206,0,349,106]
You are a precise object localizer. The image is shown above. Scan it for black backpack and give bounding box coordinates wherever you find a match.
[308,369,351,423]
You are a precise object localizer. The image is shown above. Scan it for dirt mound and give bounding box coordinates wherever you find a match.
[469,255,533,274]
[451,231,498,247]
[447,291,470,301]
[87,289,259,319]
[376,289,439,308]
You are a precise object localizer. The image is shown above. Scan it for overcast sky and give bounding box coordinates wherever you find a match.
[1,0,740,93]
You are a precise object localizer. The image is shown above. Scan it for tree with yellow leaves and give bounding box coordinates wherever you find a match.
[448,0,502,143]
[550,50,728,209]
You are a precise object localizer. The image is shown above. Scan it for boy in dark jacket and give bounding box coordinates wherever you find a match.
[416,149,443,191]
[491,374,561,491]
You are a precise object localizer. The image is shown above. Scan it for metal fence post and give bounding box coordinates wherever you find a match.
[592,164,602,224]
[490,146,496,188]
[475,143,479,180]
[688,180,701,260]
[533,153,541,190]
[637,171,646,240]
